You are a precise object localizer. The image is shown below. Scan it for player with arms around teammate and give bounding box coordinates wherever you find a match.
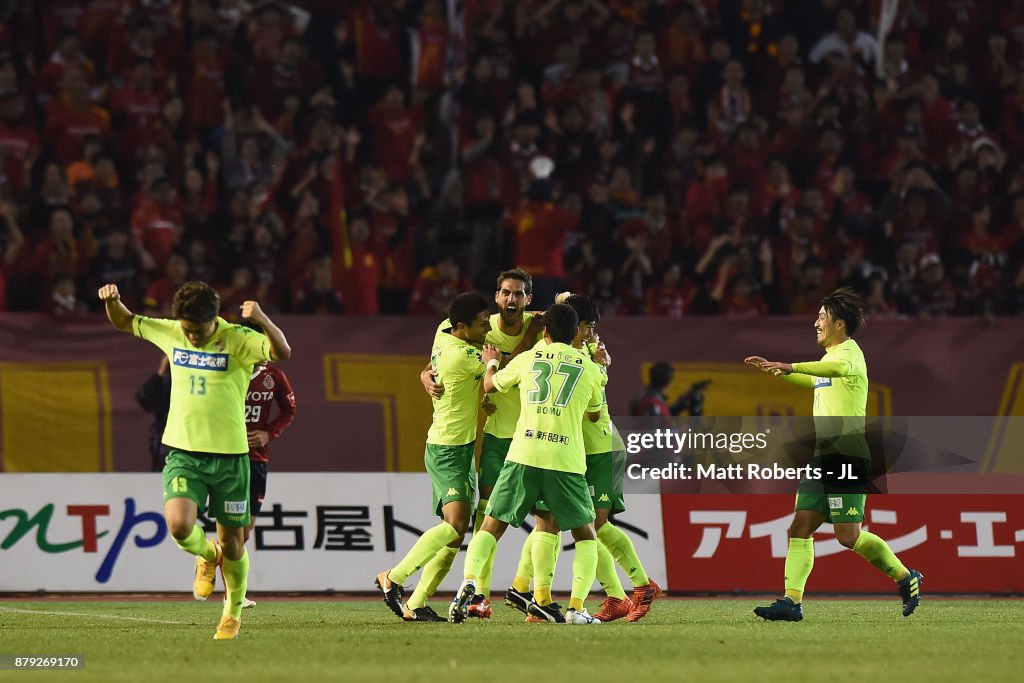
[377,292,496,622]
[98,281,291,639]
[744,287,923,621]
[511,294,660,623]
[449,303,604,625]
[420,268,543,618]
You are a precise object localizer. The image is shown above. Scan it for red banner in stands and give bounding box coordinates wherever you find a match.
[661,494,1024,593]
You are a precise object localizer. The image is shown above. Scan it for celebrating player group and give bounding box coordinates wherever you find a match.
[376,268,661,625]
[377,277,922,625]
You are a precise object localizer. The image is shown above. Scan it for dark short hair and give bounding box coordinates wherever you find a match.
[822,287,866,336]
[543,303,579,344]
[563,294,599,325]
[448,292,490,330]
[649,362,674,390]
[496,268,533,296]
[171,282,220,323]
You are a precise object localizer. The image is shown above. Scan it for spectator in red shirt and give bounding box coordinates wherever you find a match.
[110,59,166,164]
[131,176,184,271]
[339,216,379,314]
[409,256,470,315]
[296,253,345,314]
[646,263,689,318]
[367,85,422,183]
[143,251,189,315]
[43,73,111,166]
[506,181,580,307]
[39,31,96,105]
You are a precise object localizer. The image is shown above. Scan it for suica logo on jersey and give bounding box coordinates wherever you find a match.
[172,348,229,371]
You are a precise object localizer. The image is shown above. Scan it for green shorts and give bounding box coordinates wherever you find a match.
[794,491,867,523]
[586,451,626,513]
[163,448,250,527]
[486,461,595,531]
[478,434,512,491]
[796,455,868,523]
[425,442,476,517]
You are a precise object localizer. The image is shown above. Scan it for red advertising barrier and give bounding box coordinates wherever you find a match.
[661,494,1024,593]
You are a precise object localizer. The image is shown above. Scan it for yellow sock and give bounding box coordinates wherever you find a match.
[852,531,910,581]
[532,532,559,606]
[512,529,536,592]
[784,538,814,603]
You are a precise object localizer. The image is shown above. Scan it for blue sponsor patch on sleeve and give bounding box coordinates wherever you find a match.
[172,348,230,371]
[813,377,832,389]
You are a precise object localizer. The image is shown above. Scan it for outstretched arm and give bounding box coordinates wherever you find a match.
[241,301,292,360]
[98,283,134,333]
[744,355,815,388]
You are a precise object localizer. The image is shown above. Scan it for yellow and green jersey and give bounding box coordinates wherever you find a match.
[581,347,626,455]
[435,313,540,439]
[132,315,271,454]
[426,331,485,446]
[484,312,541,438]
[492,340,604,475]
[788,338,868,457]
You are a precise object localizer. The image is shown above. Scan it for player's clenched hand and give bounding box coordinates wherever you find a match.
[481,396,497,415]
[240,300,268,324]
[421,367,444,399]
[482,344,501,365]
[247,430,270,448]
[98,284,121,302]
[758,361,793,376]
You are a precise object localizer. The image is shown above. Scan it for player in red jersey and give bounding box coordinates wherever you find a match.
[227,322,296,608]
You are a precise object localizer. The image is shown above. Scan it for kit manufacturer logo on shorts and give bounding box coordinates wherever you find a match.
[224,500,247,514]
[828,497,843,509]
[173,348,229,371]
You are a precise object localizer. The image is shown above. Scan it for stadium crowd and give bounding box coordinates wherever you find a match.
[2,0,1024,318]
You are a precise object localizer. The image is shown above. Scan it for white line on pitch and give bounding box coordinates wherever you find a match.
[0,605,193,625]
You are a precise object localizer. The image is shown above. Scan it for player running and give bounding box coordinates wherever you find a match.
[420,268,543,618]
[510,294,661,623]
[744,287,923,621]
[98,281,291,640]
[377,292,495,622]
[449,303,605,625]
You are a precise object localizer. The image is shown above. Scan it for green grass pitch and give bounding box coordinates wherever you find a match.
[1,598,1020,682]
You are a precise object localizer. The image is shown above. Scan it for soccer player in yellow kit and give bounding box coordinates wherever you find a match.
[449,303,605,625]
[745,288,923,621]
[98,281,291,639]
[377,292,496,621]
[420,268,543,618]
[511,294,660,623]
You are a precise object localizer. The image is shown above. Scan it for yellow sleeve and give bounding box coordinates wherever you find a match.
[131,316,178,355]
[781,373,816,389]
[492,354,523,393]
[791,357,853,378]
[234,326,272,366]
[587,368,604,412]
